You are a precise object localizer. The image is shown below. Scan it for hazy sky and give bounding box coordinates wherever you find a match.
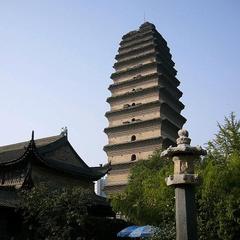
[0,1,239,166]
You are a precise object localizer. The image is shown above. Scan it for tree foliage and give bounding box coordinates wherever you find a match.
[18,185,127,240]
[18,186,94,239]
[207,112,240,163]
[111,113,240,240]
[197,112,240,240]
[111,151,175,240]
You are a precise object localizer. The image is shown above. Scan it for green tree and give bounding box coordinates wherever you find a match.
[19,186,94,239]
[18,185,127,240]
[111,150,175,240]
[197,113,240,240]
[207,112,240,163]
[111,113,240,240]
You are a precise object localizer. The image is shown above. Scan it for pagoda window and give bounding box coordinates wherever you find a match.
[131,154,136,161]
[131,135,136,141]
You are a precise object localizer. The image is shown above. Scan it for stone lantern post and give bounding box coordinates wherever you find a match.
[161,129,206,240]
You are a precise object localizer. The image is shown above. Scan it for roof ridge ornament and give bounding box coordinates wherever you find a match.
[28,130,36,151]
[61,127,68,138]
[31,130,34,141]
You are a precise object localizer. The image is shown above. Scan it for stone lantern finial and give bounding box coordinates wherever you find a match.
[161,129,206,158]
[161,129,206,186]
[177,129,191,146]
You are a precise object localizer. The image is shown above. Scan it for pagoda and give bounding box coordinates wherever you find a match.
[103,22,186,194]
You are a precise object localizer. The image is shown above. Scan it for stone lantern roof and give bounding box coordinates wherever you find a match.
[161,129,207,158]
[161,129,207,186]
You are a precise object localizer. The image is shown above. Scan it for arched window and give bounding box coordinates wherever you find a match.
[131,154,136,161]
[132,88,136,92]
[131,135,136,141]
[132,103,136,106]
[132,118,136,122]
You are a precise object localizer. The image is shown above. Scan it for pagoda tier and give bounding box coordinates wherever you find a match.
[103,22,186,194]
[108,73,180,91]
[105,102,186,130]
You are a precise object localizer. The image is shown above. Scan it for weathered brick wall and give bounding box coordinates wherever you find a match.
[110,91,159,110]
[108,107,160,127]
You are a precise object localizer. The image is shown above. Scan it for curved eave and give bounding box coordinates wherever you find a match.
[34,136,104,179]
[0,136,106,181]
[110,161,136,169]
[91,163,111,176]
[0,141,34,168]
[61,140,110,179]
[34,155,106,181]
[160,103,187,126]
[0,134,64,165]
[33,141,106,181]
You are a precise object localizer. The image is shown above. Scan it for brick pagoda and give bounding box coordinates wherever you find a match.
[104,22,186,194]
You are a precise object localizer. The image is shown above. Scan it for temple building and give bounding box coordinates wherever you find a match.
[103,22,186,194]
[0,130,112,238]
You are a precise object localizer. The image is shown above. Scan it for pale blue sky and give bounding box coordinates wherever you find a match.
[0,1,239,166]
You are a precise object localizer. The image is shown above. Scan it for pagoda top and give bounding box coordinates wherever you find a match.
[122,22,156,40]
[139,21,156,30]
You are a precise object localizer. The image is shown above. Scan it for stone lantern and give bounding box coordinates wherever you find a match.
[161,129,206,240]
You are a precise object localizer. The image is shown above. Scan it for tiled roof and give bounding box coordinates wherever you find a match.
[0,134,109,182]
[0,135,62,163]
